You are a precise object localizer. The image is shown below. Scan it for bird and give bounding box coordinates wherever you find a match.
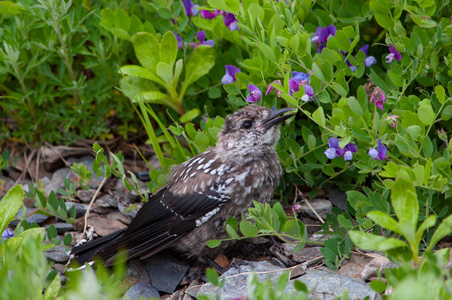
[70,104,296,266]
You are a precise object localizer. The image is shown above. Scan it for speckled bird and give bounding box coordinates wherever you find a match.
[71,104,296,266]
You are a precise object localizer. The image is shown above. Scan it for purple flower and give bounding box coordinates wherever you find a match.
[221,11,239,31]
[265,80,282,96]
[247,84,262,103]
[2,228,14,240]
[201,10,219,19]
[312,25,336,53]
[370,87,386,110]
[221,65,241,84]
[288,71,314,100]
[385,44,402,63]
[189,31,214,48]
[368,139,388,160]
[174,32,183,49]
[343,44,377,71]
[324,138,358,161]
[292,71,310,83]
[358,45,377,67]
[182,0,200,16]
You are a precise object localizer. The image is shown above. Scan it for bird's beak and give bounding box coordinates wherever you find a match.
[259,107,297,131]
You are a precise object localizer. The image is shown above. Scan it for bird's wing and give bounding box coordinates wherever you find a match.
[97,170,232,265]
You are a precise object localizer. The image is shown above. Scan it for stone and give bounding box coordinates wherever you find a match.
[77,189,97,203]
[144,253,190,294]
[125,260,145,286]
[298,198,332,220]
[65,202,91,218]
[302,269,381,300]
[193,261,381,300]
[54,263,67,273]
[362,256,397,281]
[282,244,322,263]
[45,222,74,234]
[326,184,348,211]
[45,246,70,263]
[88,216,128,236]
[309,231,329,244]
[107,211,131,225]
[45,167,72,196]
[121,282,159,300]
[10,207,49,225]
[96,194,119,208]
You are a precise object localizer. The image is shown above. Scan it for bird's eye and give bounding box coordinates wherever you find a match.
[242,121,252,129]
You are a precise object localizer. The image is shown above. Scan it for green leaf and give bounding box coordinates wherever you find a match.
[120,65,165,86]
[132,33,160,72]
[349,231,407,251]
[320,61,333,82]
[240,220,259,237]
[113,8,130,31]
[0,185,23,234]
[47,224,57,240]
[179,108,200,123]
[367,211,401,234]
[110,28,130,40]
[182,46,216,95]
[426,214,452,252]
[311,63,325,82]
[160,31,178,68]
[435,85,445,104]
[418,103,435,125]
[433,157,449,170]
[421,136,433,158]
[205,268,220,286]
[284,219,301,237]
[391,178,418,226]
[206,239,221,248]
[370,280,387,293]
[226,224,239,238]
[347,97,363,115]
[312,107,325,127]
[156,62,173,86]
[337,215,353,229]
[43,272,61,300]
[208,0,240,14]
[255,42,276,63]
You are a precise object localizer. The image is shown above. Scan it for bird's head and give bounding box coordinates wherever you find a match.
[216,104,296,158]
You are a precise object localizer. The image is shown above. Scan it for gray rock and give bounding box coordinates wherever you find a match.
[45,167,72,196]
[298,199,332,220]
[45,246,69,263]
[77,189,97,203]
[193,261,380,300]
[144,253,190,294]
[193,260,292,299]
[326,185,348,211]
[107,211,131,225]
[302,269,381,299]
[65,202,91,218]
[96,194,119,208]
[282,244,322,263]
[45,222,74,234]
[10,207,49,225]
[121,282,159,300]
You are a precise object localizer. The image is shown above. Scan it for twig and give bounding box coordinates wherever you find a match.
[299,191,325,224]
[44,142,72,168]
[82,176,107,237]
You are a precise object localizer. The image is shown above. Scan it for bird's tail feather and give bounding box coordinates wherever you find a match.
[70,228,126,266]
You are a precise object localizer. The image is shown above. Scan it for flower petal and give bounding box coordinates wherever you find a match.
[343,151,353,161]
[324,148,338,159]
